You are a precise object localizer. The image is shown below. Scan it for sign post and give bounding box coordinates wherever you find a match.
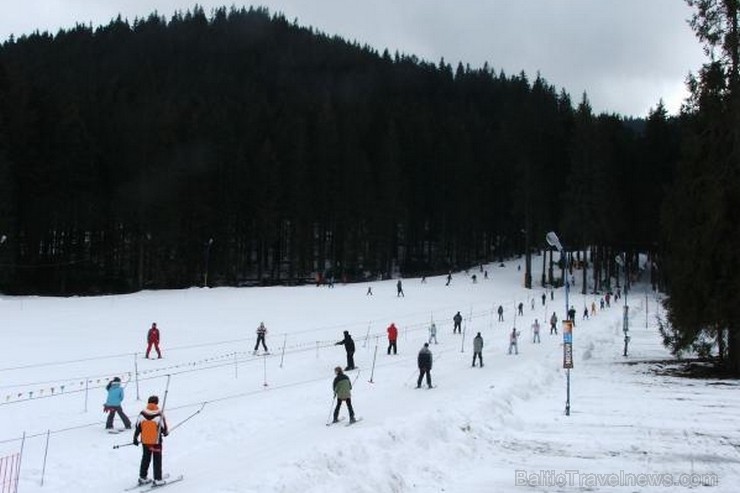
[562,319,573,416]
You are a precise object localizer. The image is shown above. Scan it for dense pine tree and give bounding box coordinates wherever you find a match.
[661,0,740,373]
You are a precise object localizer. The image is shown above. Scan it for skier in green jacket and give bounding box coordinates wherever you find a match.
[332,367,356,423]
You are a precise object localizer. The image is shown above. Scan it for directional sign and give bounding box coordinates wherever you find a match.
[563,320,573,369]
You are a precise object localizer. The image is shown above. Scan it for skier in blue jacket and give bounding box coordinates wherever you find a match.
[104,377,131,430]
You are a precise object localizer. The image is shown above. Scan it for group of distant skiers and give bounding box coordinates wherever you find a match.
[113,287,621,485]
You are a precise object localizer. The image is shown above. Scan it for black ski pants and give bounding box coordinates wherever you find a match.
[139,445,163,481]
[254,334,267,351]
[333,398,355,421]
[105,406,131,429]
[417,368,432,388]
[345,351,355,370]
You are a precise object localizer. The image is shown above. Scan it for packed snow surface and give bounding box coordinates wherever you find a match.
[1,259,737,492]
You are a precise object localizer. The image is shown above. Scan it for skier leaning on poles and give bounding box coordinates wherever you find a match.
[133,395,169,486]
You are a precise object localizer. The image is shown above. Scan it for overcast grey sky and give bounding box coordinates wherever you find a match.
[2,1,706,117]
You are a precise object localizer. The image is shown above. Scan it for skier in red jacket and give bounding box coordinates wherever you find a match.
[145,323,161,359]
[387,323,398,355]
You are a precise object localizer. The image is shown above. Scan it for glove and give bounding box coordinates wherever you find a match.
[133,438,139,446]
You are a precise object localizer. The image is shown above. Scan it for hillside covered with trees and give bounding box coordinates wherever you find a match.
[0,6,678,295]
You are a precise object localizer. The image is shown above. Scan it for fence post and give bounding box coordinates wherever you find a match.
[279,334,287,368]
[40,430,51,486]
[368,337,379,384]
[134,353,140,401]
[362,322,371,348]
[16,432,25,493]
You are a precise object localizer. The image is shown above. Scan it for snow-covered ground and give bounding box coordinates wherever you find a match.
[1,257,738,492]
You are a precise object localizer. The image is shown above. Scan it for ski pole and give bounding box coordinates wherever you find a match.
[351,369,362,386]
[168,402,207,434]
[112,441,136,450]
[326,394,337,426]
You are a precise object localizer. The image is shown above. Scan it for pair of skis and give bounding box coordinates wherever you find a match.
[124,474,184,491]
[325,416,364,427]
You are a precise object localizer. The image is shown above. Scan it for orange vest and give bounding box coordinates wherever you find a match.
[136,403,167,445]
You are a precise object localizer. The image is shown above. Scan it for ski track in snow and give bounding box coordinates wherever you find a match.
[1,260,738,492]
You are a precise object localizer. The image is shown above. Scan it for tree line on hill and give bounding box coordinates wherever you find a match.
[0,4,735,371]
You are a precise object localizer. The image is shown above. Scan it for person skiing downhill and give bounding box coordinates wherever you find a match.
[428,322,438,344]
[332,367,356,424]
[517,302,524,316]
[416,343,433,388]
[104,377,131,430]
[453,311,463,334]
[497,305,504,322]
[472,332,484,367]
[133,395,169,486]
[335,331,356,370]
[567,306,577,323]
[532,319,541,343]
[508,327,520,355]
[396,279,405,297]
[145,323,161,359]
[387,323,398,355]
[254,322,268,354]
[550,312,558,335]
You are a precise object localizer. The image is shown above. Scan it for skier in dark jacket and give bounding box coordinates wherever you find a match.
[567,306,577,323]
[416,343,433,388]
[453,311,463,334]
[396,279,405,297]
[335,331,356,370]
[472,333,484,367]
[332,367,356,423]
[253,322,268,354]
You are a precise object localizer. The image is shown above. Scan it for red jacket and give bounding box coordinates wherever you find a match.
[387,324,398,341]
[147,327,160,343]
